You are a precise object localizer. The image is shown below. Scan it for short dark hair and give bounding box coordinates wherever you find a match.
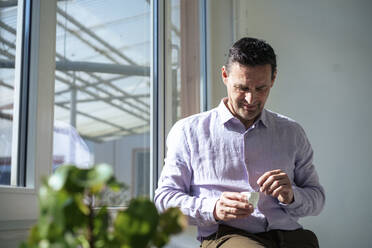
[226,37,277,79]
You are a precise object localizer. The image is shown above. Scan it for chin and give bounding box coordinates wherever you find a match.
[240,115,256,122]
[240,110,258,118]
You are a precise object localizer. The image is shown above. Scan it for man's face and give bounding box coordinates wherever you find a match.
[222,63,276,128]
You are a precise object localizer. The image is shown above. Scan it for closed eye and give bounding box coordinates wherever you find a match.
[256,86,267,92]
[234,86,249,92]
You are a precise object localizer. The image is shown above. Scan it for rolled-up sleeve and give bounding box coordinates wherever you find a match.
[154,120,218,226]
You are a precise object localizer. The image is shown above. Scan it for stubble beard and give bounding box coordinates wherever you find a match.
[227,99,262,125]
[238,102,261,123]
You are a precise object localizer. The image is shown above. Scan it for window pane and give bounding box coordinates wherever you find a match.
[53,0,151,206]
[0,1,18,186]
[164,0,201,134]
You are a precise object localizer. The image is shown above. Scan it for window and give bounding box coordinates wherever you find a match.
[0,1,208,240]
[0,0,32,187]
[164,0,205,135]
[0,0,58,222]
[0,1,18,186]
[53,0,152,205]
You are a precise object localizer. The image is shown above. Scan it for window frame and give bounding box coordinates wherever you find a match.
[12,0,32,187]
[0,0,56,224]
[151,0,164,199]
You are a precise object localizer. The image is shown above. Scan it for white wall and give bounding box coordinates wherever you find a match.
[228,0,372,247]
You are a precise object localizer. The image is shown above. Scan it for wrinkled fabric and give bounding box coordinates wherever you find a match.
[155,99,325,241]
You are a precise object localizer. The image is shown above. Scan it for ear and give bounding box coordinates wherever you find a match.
[221,66,228,85]
[271,70,277,87]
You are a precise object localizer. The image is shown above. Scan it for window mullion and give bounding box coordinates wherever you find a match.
[10,0,28,187]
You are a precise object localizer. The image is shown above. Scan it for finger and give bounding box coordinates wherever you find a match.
[261,174,286,190]
[266,178,289,194]
[220,196,251,210]
[221,192,245,201]
[217,205,254,220]
[272,185,286,198]
[260,173,287,192]
[257,169,283,186]
[272,185,292,199]
[219,212,251,221]
[221,205,253,215]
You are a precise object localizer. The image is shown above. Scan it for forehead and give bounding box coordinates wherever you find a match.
[228,63,272,83]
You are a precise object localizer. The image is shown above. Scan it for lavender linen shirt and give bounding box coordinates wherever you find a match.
[154,99,325,241]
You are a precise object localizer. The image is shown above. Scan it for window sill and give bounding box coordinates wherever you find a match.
[0,186,36,194]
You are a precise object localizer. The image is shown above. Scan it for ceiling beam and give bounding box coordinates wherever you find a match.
[0,58,149,76]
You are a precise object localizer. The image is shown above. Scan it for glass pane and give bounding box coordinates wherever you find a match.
[0,1,18,186]
[164,0,181,132]
[164,0,201,134]
[53,0,151,206]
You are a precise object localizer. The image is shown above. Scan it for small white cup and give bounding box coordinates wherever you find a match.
[241,191,260,208]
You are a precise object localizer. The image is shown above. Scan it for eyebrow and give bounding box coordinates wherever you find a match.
[234,84,269,89]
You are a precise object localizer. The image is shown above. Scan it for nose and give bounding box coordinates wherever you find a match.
[245,92,253,104]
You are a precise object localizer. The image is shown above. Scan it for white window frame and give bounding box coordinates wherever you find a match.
[0,0,56,227]
[151,0,165,200]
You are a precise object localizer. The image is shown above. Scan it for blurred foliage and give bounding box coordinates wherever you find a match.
[20,164,186,248]
[94,185,129,207]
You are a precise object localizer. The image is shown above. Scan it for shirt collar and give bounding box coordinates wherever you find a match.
[217,98,235,125]
[217,98,269,128]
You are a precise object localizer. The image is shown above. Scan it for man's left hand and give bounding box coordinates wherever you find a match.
[257,169,294,204]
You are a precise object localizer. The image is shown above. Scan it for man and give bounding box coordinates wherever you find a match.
[155,37,325,248]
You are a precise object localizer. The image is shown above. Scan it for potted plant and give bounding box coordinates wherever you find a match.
[20,164,186,248]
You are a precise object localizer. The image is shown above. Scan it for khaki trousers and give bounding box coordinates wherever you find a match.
[200,224,319,248]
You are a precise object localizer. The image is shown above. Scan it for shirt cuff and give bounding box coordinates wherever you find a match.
[279,185,303,209]
[202,197,220,224]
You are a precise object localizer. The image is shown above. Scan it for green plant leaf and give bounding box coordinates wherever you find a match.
[24,225,40,246]
[38,189,71,240]
[48,165,74,191]
[93,206,109,242]
[49,165,85,193]
[158,207,187,235]
[67,164,114,194]
[76,234,90,248]
[152,207,186,248]
[151,231,169,248]
[107,177,126,192]
[114,198,159,248]
[64,195,89,230]
[22,164,183,248]
[73,194,90,215]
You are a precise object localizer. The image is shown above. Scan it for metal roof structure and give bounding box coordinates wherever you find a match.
[1,0,175,143]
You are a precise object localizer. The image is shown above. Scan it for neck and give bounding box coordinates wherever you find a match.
[242,119,256,129]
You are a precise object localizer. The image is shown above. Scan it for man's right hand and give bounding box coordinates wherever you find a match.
[213,192,254,221]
